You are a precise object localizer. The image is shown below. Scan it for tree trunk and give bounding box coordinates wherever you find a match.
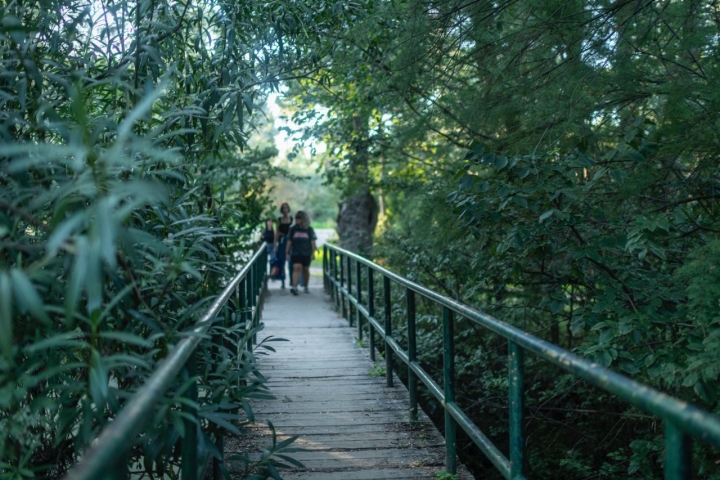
[336,188,378,254]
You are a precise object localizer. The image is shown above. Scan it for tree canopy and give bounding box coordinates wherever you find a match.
[4,0,720,477]
[282,0,720,476]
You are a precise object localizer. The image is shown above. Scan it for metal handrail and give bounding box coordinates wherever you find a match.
[65,244,268,480]
[323,243,720,480]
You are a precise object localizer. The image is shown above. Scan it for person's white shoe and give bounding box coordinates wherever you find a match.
[304,286,309,293]
[290,287,298,296]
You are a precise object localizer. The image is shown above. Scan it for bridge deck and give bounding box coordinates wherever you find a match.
[226,271,473,479]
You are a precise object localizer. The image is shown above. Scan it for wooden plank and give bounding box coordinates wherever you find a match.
[275,467,474,480]
[225,278,474,479]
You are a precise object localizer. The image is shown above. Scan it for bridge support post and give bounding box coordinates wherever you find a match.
[442,306,457,474]
[323,245,328,293]
[246,271,253,350]
[384,275,393,387]
[347,255,353,327]
[340,253,346,319]
[407,288,417,420]
[356,261,363,341]
[181,352,198,480]
[107,453,129,480]
[665,422,692,480]
[509,341,525,479]
[368,268,375,362]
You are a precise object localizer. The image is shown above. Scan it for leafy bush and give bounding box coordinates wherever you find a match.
[0,0,308,476]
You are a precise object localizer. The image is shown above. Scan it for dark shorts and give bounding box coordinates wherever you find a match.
[291,255,311,267]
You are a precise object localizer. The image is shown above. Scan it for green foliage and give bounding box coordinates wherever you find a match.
[0,0,337,475]
[288,0,720,475]
[267,155,341,227]
[367,360,386,377]
[434,471,457,480]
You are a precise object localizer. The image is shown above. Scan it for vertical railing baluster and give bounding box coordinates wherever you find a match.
[323,245,328,293]
[443,306,457,474]
[340,253,346,319]
[108,454,129,480]
[213,434,224,480]
[245,268,253,351]
[509,341,525,479]
[384,275,393,388]
[181,352,198,480]
[368,267,375,362]
[665,422,692,480]
[238,278,248,375]
[252,260,259,345]
[347,256,353,326]
[259,249,267,313]
[212,306,228,480]
[332,249,338,306]
[356,260,363,341]
[407,288,417,420]
[257,257,262,333]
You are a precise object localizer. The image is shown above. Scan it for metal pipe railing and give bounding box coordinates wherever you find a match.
[65,244,268,480]
[323,243,720,480]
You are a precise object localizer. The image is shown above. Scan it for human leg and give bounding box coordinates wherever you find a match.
[291,262,302,295]
[302,266,310,292]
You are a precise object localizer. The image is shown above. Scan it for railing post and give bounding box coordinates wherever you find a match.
[255,259,261,343]
[332,249,338,306]
[340,253,346,319]
[665,422,692,480]
[356,260,362,341]
[245,269,253,351]
[347,255,353,327]
[509,341,525,479]
[181,352,198,480]
[407,288,417,420]
[368,267,375,362]
[443,306,457,474]
[107,454,129,480]
[384,275,393,388]
[323,245,328,293]
[259,248,268,313]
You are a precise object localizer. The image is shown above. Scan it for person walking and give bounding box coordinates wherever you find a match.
[260,219,276,273]
[274,203,293,289]
[286,210,317,295]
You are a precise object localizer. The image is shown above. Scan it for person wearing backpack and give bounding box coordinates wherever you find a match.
[285,210,317,295]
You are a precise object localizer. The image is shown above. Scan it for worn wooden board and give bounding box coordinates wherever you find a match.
[225,276,474,480]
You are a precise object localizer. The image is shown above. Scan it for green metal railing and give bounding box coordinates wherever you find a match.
[64,245,269,480]
[323,243,720,480]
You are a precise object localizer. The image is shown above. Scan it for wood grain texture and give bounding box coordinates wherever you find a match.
[225,272,474,479]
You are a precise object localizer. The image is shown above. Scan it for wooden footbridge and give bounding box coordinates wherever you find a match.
[65,244,720,480]
[234,271,472,479]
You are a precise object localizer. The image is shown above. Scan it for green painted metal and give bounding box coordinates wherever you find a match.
[665,422,692,480]
[442,306,457,474]
[246,264,254,350]
[383,275,393,388]
[181,351,198,480]
[340,252,346,319]
[64,245,269,480]
[406,288,418,420]
[323,243,720,480]
[508,342,525,480]
[368,267,376,362]
[356,260,363,340]
[347,255,353,327]
[324,245,329,293]
[107,454,128,480]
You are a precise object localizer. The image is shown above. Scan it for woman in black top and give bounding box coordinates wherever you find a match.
[274,203,293,288]
[285,210,317,295]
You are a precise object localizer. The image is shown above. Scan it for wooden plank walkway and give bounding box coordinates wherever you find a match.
[225,271,474,479]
